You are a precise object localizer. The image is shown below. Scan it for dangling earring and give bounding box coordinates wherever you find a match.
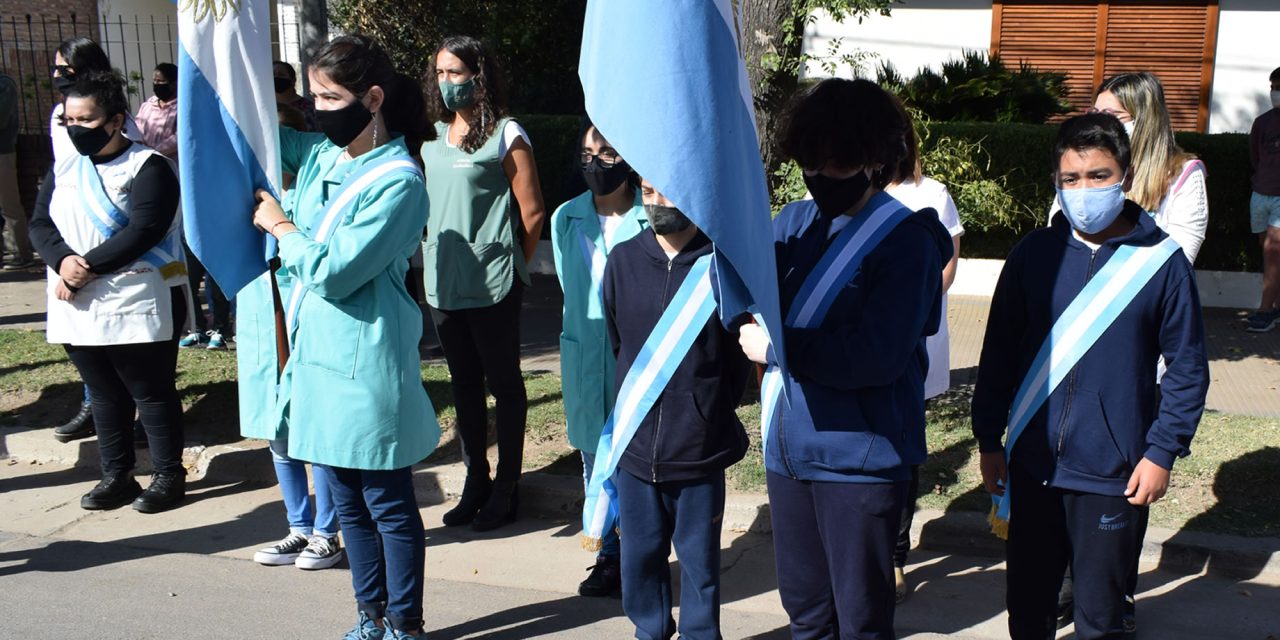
[372,114,379,148]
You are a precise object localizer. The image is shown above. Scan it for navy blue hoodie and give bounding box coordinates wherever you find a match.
[602,229,750,483]
[766,194,953,483]
[971,204,1210,496]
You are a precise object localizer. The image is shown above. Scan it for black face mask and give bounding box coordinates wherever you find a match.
[581,158,631,196]
[804,170,872,219]
[645,204,693,235]
[66,122,116,156]
[274,77,293,94]
[153,83,175,102]
[315,98,372,148]
[54,75,76,96]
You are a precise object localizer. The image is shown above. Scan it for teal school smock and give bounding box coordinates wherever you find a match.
[550,189,646,451]
[237,126,439,470]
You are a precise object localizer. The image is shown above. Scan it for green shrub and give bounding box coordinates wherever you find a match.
[878,51,1071,125]
[520,114,583,215]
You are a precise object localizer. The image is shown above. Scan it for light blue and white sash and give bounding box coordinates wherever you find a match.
[992,237,1181,523]
[76,155,186,280]
[282,156,423,347]
[759,195,914,455]
[582,253,716,545]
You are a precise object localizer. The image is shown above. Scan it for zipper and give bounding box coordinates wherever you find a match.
[776,402,798,479]
[1056,248,1099,460]
[651,257,675,482]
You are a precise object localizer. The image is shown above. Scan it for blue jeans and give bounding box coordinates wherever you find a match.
[269,439,338,537]
[581,451,621,559]
[615,468,725,640]
[317,464,425,633]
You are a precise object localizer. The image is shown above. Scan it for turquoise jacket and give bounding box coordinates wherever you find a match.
[236,127,439,471]
[550,189,646,450]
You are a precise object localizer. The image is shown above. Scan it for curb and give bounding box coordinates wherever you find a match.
[5,426,1277,580]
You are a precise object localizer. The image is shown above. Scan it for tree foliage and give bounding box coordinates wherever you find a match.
[876,50,1071,125]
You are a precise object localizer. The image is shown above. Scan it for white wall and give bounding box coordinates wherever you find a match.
[1207,0,1280,134]
[96,0,179,112]
[802,0,993,80]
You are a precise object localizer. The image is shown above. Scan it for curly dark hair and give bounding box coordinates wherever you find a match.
[777,78,909,189]
[66,69,129,119]
[424,35,507,154]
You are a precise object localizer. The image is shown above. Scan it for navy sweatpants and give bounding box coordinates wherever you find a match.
[615,468,725,640]
[767,471,908,640]
[1006,463,1147,640]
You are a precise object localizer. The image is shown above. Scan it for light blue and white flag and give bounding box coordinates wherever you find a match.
[177,0,280,297]
[579,0,784,364]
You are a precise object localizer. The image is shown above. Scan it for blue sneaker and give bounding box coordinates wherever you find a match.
[385,628,428,640]
[1246,308,1280,333]
[342,613,385,640]
[178,331,206,348]
[206,330,228,350]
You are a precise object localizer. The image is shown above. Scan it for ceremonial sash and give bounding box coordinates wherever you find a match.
[582,253,716,546]
[76,156,187,281]
[989,237,1181,536]
[283,156,423,347]
[759,194,914,455]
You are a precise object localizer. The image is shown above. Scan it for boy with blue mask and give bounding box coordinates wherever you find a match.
[972,113,1209,640]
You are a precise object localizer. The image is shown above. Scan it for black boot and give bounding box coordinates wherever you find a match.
[442,475,492,527]
[81,472,143,510]
[471,480,519,532]
[53,401,95,443]
[132,472,186,513]
[578,555,622,598]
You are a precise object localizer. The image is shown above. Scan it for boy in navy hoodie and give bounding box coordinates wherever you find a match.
[972,113,1209,640]
[601,176,749,640]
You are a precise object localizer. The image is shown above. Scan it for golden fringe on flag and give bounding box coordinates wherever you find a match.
[988,503,1009,540]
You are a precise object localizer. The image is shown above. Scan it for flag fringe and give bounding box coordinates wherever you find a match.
[988,503,1009,540]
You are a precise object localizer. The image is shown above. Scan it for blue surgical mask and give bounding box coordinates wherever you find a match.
[1058,177,1127,234]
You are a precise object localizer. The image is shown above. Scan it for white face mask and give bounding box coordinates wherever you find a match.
[1272,90,1280,109]
[1122,118,1137,139]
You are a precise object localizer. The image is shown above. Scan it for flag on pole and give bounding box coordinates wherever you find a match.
[577,0,788,546]
[176,0,280,297]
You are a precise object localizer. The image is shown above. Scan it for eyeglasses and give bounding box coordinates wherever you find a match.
[580,150,622,168]
[50,64,74,77]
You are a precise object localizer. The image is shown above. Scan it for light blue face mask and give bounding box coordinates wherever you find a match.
[1057,177,1127,234]
[439,78,476,111]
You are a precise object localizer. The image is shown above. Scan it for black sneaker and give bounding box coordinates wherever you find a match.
[578,555,621,598]
[53,401,95,443]
[132,472,187,513]
[81,473,143,510]
[1122,594,1137,635]
[1056,574,1074,629]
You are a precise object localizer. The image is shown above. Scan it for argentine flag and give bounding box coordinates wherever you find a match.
[177,0,281,297]
[578,0,786,544]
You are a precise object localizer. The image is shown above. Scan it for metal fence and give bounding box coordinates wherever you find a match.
[1,13,300,135]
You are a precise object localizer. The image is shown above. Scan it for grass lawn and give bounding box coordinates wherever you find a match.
[2,329,1277,537]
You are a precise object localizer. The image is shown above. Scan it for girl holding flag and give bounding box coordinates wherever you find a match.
[246,35,438,640]
[737,78,953,638]
[551,117,647,598]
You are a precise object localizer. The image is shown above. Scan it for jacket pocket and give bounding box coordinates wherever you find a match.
[1058,389,1131,479]
[428,234,513,306]
[294,294,362,379]
[90,270,160,319]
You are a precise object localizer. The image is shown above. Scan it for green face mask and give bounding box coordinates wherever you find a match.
[439,78,476,111]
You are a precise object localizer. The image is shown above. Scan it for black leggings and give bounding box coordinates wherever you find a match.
[429,280,527,482]
[65,287,186,475]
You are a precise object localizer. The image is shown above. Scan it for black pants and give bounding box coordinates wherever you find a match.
[428,281,527,482]
[893,465,920,568]
[767,471,907,640]
[1006,464,1146,640]
[64,288,186,476]
[184,242,230,334]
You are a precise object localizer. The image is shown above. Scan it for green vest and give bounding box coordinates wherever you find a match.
[421,117,531,310]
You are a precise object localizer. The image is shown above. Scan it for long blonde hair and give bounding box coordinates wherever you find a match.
[1097,72,1196,212]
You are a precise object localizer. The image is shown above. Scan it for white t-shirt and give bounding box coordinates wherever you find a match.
[598,213,626,248]
[886,178,964,400]
[444,119,530,161]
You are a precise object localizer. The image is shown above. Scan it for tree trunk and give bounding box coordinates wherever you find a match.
[741,0,807,188]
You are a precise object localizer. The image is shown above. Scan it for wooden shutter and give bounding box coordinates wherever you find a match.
[992,0,1220,131]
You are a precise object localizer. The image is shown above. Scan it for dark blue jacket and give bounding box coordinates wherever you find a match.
[971,204,1210,496]
[602,229,749,483]
[766,195,952,483]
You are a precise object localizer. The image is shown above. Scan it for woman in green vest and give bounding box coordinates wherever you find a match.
[422,35,547,532]
[247,35,438,640]
[551,117,646,597]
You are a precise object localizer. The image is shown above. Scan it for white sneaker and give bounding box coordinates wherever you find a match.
[295,534,343,570]
[252,532,309,566]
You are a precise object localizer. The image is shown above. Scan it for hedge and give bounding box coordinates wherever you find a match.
[928,122,1256,272]
[520,115,1257,271]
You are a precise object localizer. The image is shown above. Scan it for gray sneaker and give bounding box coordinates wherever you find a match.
[295,534,343,570]
[252,532,309,566]
[1246,308,1280,332]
